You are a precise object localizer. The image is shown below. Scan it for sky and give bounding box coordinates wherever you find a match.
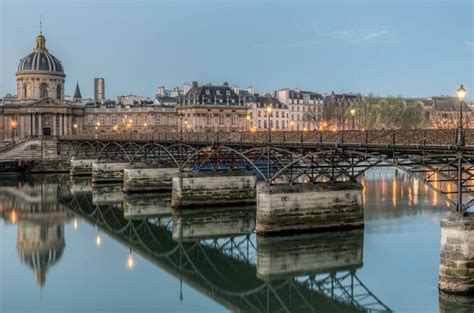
[1,0,473,100]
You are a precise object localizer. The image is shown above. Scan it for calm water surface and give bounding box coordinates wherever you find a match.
[1,170,473,313]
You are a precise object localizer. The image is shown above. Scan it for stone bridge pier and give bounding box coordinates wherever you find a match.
[439,212,474,295]
[256,182,364,234]
[91,161,129,184]
[171,170,256,208]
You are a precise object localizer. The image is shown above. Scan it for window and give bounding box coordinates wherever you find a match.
[258,120,261,128]
[207,113,212,125]
[263,120,267,128]
[219,113,224,125]
[216,90,221,95]
[257,111,261,117]
[276,111,279,118]
[111,116,117,125]
[155,115,161,125]
[100,116,106,125]
[276,121,280,129]
[23,84,27,98]
[40,83,48,98]
[56,85,62,99]
[282,121,285,129]
[226,90,230,95]
[206,89,210,95]
[231,114,236,125]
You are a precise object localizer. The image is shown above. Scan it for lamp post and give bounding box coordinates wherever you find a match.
[73,123,78,134]
[178,113,184,140]
[10,119,17,142]
[350,109,356,130]
[246,114,251,131]
[266,105,272,141]
[289,120,295,131]
[457,85,466,146]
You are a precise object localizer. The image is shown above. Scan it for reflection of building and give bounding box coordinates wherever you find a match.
[0,180,68,287]
[0,33,84,140]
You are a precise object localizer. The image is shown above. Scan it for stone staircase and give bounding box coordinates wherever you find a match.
[0,139,59,160]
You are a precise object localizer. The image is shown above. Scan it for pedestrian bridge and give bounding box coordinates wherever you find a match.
[58,130,474,212]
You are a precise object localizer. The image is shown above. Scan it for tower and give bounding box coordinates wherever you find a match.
[94,78,105,101]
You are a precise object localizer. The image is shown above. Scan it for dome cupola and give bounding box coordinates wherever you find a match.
[17,33,64,75]
[16,32,66,100]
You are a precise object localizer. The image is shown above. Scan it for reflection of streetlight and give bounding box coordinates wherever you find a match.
[95,234,102,247]
[457,85,466,146]
[127,249,134,269]
[10,210,17,224]
[350,109,356,130]
[72,218,78,230]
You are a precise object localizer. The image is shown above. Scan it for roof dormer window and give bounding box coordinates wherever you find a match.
[216,90,221,95]
[226,90,231,95]
[206,89,210,95]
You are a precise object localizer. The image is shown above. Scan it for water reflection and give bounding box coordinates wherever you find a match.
[53,178,392,313]
[0,176,69,287]
[5,171,461,311]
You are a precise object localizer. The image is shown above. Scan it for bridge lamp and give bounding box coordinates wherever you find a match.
[303,127,308,132]
[126,123,132,129]
[350,109,356,130]
[321,121,328,129]
[73,123,78,129]
[456,85,466,146]
[457,85,466,101]
[143,122,148,128]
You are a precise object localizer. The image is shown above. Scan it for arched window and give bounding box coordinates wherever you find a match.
[56,85,62,99]
[40,83,48,98]
[23,85,27,98]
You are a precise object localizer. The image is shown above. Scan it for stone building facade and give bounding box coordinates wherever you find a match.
[276,88,323,131]
[0,32,84,141]
[176,82,250,132]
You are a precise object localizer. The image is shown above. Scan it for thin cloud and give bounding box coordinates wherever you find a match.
[465,40,474,48]
[313,25,390,43]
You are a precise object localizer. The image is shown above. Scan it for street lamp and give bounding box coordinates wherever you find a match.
[289,120,295,131]
[457,85,466,146]
[246,114,251,131]
[178,113,184,140]
[350,109,356,130]
[266,104,272,141]
[10,119,17,142]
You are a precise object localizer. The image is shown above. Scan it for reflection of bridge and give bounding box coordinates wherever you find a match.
[58,184,392,313]
[59,130,474,211]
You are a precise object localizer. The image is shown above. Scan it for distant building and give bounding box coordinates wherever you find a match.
[323,92,360,130]
[246,93,289,131]
[0,32,84,140]
[177,81,250,132]
[422,96,472,129]
[276,88,323,130]
[116,94,154,106]
[94,77,105,101]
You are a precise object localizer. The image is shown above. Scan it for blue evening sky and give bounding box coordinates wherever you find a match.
[1,0,473,100]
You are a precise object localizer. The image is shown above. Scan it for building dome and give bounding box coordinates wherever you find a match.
[17,33,64,75]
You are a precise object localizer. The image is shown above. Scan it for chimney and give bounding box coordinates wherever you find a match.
[223,81,229,87]
[192,81,198,90]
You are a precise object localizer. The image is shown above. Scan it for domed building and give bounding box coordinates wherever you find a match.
[0,32,84,140]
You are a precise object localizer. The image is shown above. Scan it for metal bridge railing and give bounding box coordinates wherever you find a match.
[59,129,470,146]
